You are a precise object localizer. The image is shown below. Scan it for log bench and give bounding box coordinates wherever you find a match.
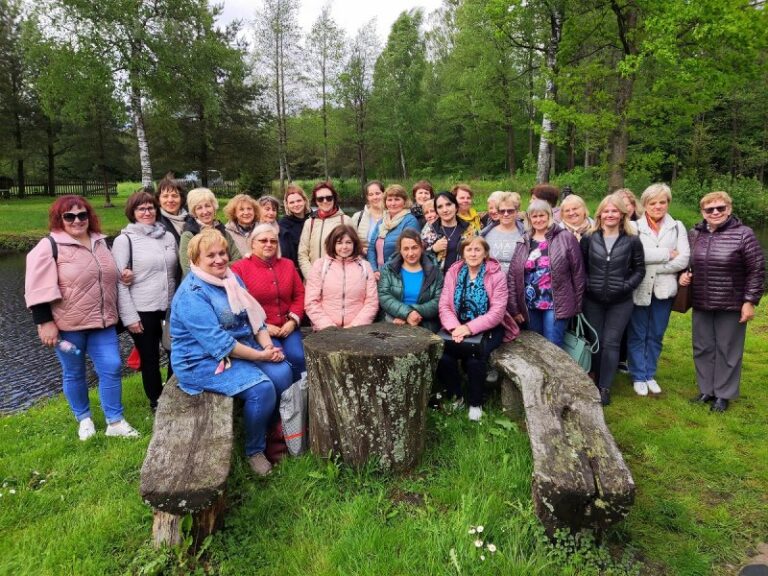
[139,376,234,547]
[304,323,443,472]
[490,331,635,536]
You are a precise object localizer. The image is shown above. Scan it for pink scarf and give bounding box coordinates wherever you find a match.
[190,264,267,335]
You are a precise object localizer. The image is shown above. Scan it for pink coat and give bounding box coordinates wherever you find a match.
[25,231,119,331]
[439,258,514,339]
[304,255,379,330]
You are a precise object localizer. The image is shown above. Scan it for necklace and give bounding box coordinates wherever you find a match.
[441,223,458,242]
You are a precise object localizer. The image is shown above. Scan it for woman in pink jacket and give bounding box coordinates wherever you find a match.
[24,196,139,441]
[305,224,378,330]
[437,236,509,421]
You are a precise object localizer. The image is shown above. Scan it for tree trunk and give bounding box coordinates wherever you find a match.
[535,7,562,184]
[47,120,56,197]
[321,65,329,181]
[304,324,443,472]
[398,137,408,179]
[507,123,516,175]
[491,331,635,536]
[567,124,575,171]
[96,115,112,207]
[130,78,153,190]
[536,114,554,184]
[13,110,24,198]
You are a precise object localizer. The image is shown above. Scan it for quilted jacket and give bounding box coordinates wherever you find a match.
[689,216,765,311]
[580,230,645,304]
[231,255,305,326]
[378,252,444,332]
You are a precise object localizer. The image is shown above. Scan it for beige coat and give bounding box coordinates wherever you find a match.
[297,211,348,279]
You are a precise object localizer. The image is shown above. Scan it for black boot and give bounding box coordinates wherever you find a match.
[710,398,729,413]
[599,388,611,406]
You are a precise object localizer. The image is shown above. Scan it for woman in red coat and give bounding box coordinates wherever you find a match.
[232,224,305,382]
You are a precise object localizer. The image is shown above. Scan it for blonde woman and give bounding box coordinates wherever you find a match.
[580,193,645,405]
[367,184,420,278]
[559,194,593,241]
[278,184,310,275]
[224,194,261,256]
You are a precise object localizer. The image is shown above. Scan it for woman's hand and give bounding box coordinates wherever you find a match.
[260,346,285,362]
[669,249,679,260]
[740,302,755,324]
[451,324,472,343]
[38,321,59,348]
[120,268,134,285]
[392,317,407,326]
[127,321,143,334]
[374,271,381,282]
[513,313,525,324]
[276,318,296,338]
[406,310,422,326]
[679,271,692,286]
[266,323,281,337]
[432,237,448,253]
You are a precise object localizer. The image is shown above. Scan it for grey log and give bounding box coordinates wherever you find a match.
[139,376,234,547]
[304,323,443,472]
[490,331,635,535]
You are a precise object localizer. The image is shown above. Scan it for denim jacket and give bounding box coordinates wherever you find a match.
[170,271,269,396]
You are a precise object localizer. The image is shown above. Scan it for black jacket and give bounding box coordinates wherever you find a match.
[279,214,308,278]
[580,230,645,304]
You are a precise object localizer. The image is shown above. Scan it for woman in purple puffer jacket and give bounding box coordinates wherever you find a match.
[679,191,764,413]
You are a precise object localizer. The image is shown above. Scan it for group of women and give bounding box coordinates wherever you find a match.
[25,178,764,476]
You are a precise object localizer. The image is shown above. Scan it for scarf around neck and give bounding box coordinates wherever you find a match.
[190,264,267,335]
[316,206,339,219]
[378,209,410,239]
[646,213,662,235]
[125,222,167,239]
[160,208,189,236]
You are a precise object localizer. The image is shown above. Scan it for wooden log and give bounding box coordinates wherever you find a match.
[139,376,234,547]
[304,323,443,472]
[490,331,635,535]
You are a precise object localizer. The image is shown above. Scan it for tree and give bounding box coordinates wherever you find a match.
[336,20,379,188]
[307,4,345,180]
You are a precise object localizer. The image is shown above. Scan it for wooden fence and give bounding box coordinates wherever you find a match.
[0,180,117,198]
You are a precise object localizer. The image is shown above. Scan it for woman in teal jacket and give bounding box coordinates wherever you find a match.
[378,229,444,333]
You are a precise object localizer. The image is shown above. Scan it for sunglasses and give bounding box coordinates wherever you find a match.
[62,211,89,223]
[256,238,278,245]
[315,195,334,203]
[498,208,517,216]
[703,205,728,215]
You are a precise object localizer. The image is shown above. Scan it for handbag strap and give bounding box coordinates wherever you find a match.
[575,313,600,353]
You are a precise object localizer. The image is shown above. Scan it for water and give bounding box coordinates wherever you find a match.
[1,223,766,414]
[0,252,137,414]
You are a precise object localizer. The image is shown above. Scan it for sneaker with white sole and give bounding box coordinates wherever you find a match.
[468,406,483,421]
[78,417,96,441]
[633,381,649,396]
[105,420,140,438]
[646,379,661,394]
[486,368,499,383]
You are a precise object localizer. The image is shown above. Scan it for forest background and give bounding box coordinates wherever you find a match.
[1,0,767,214]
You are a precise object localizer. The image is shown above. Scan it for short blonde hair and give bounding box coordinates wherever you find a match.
[223,194,260,224]
[592,193,637,236]
[616,187,642,217]
[187,228,228,265]
[187,188,218,215]
[452,183,473,198]
[561,194,590,219]
[486,191,506,208]
[384,184,411,207]
[700,191,732,209]
[640,183,672,206]
[496,191,521,210]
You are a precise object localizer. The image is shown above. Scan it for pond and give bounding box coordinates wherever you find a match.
[2,224,767,414]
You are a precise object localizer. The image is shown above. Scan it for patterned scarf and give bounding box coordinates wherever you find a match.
[646,213,662,236]
[453,262,489,323]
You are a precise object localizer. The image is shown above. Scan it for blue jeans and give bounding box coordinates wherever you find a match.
[271,330,306,382]
[527,308,568,348]
[627,296,674,382]
[236,380,276,456]
[56,327,124,424]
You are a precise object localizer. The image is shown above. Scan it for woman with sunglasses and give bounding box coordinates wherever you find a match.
[480,192,525,274]
[297,181,348,279]
[112,190,178,412]
[680,191,764,412]
[232,225,306,382]
[25,195,139,440]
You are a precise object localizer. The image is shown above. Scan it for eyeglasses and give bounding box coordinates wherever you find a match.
[315,195,334,203]
[703,205,728,215]
[256,238,278,245]
[135,206,156,213]
[62,211,89,223]
[498,208,517,215]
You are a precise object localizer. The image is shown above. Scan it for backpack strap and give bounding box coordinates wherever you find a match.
[118,234,134,270]
[47,235,58,261]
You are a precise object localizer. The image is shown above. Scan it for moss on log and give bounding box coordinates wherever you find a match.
[491,331,635,535]
[304,324,443,472]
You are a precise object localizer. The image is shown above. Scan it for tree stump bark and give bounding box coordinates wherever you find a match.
[139,376,234,547]
[304,324,443,472]
[490,331,635,536]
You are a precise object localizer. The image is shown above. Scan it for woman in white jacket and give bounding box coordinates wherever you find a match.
[113,190,178,410]
[627,183,690,396]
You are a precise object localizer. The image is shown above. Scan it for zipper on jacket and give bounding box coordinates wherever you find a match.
[90,240,107,328]
[340,260,347,327]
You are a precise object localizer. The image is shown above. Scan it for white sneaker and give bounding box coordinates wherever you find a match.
[105,420,140,438]
[633,381,649,396]
[78,417,96,441]
[646,379,662,394]
[468,406,483,421]
[486,368,499,383]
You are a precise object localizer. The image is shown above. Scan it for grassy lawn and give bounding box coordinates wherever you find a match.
[1,311,766,575]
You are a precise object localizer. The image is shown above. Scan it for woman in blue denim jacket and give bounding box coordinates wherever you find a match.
[171,229,293,477]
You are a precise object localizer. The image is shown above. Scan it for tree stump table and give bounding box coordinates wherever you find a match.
[304,324,443,472]
[490,331,635,536]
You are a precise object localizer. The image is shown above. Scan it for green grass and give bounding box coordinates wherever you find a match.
[1,312,767,575]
